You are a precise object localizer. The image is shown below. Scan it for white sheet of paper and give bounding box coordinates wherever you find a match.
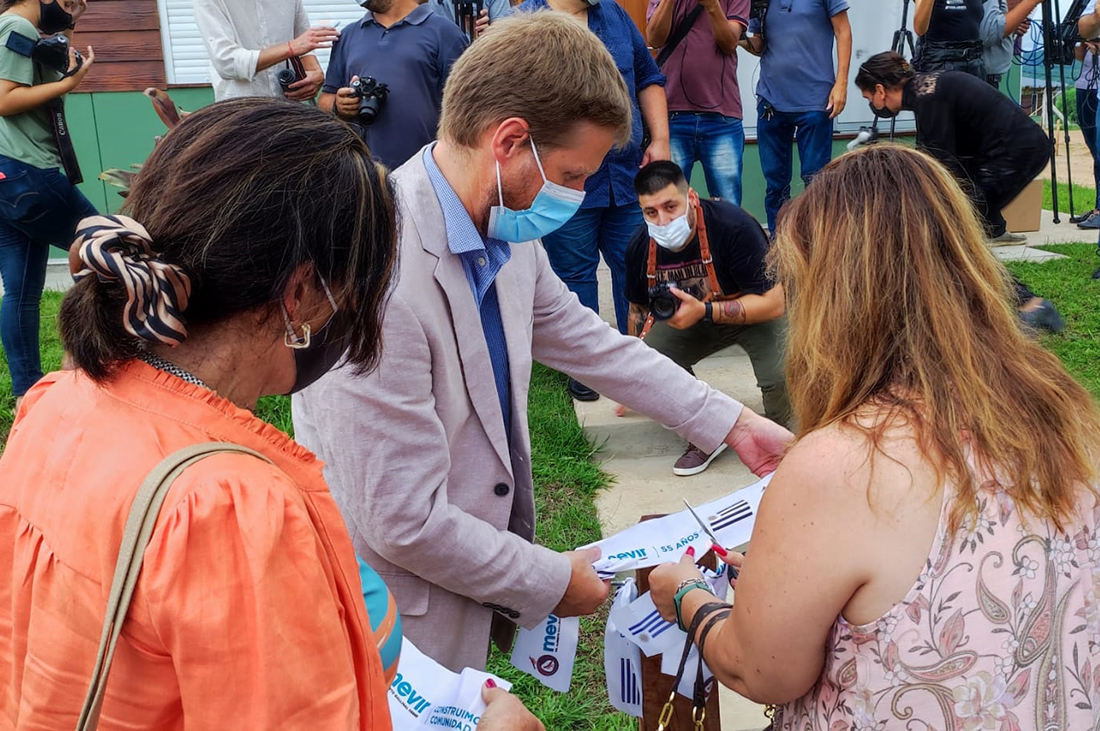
[509,613,579,693]
[386,638,510,731]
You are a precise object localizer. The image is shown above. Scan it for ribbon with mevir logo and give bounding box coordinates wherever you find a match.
[509,613,580,692]
[585,474,771,579]
[388,638,511,731]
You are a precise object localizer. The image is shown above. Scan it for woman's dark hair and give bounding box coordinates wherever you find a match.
[59,97,399,381]
[854,51,915,93]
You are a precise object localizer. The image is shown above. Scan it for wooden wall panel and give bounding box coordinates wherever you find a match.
[71,0,166,92]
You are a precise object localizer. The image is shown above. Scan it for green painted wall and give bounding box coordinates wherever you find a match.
[69,87,215,215]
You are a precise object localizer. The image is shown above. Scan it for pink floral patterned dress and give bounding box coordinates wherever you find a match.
[777,480,1100,731]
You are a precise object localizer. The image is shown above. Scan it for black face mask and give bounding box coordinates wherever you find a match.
[286,312,351,394]
[38,1,73,35]
[869,100,898,119]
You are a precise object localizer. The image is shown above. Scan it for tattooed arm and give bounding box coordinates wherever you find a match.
[667,284,785,330]
[626,302,651,337]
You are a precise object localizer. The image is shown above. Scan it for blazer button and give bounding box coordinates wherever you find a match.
[494,483,511,497]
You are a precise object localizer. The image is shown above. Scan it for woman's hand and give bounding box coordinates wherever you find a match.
[650,549,705,623]
[67,45,94,85]
[69,0,88,24]
[478,682,545,731]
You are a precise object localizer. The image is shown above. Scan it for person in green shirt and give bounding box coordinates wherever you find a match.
[0,0,96,406]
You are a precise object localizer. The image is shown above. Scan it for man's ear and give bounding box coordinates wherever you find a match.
[489,117,531,165]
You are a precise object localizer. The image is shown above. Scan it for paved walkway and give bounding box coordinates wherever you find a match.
[575,218,1081,730]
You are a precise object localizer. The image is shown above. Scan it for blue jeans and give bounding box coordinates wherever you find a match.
[541,203,643,334]
[1077,89,1100,209]
[0,155,97,396]
[757,102,834,234]
[668,112,745,205]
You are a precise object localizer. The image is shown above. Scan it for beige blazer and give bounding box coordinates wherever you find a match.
[292,148,742,672]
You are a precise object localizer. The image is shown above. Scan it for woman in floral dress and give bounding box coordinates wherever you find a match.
[651,144,1100,730]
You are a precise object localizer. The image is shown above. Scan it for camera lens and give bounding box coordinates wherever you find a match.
[277,69,297,92]
[359,97,382,124]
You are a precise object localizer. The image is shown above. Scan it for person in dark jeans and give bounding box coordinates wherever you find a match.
[740,0,851,236]
[516,0,670,402]
[857,51,1064,333]
[1074,40,1100,232]
[0,0,98,405]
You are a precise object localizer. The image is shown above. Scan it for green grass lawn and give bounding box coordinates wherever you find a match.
[0,239,1096,728]
[1043,179,1100,221]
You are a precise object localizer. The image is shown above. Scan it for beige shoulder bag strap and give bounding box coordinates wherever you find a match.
[75,442,273,731]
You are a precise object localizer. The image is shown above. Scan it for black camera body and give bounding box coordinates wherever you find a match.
[749,0,769,21]
[277,67,302,95]
[32,35,81,76]
[648,282,681,321]
[350,76,389,125]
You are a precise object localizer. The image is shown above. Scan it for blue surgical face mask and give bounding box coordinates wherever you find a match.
[487,139,585,243]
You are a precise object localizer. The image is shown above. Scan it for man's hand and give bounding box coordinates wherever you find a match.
[667,287,706,330]
[290,25,341,56]
[826,81,847,119]
[334,77,361,120]
[1015,19,1032,36]
[552,547,610,617]
[641,138,671,167]
[479,683,545,731]
[287,68,324,101]
[474,9,490,38]
[723,406,793,477]
[71,0,88,23]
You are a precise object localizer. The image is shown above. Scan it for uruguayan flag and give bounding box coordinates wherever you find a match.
[604,581,644,717]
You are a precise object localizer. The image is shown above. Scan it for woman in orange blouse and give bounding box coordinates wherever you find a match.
[0,98,540,731]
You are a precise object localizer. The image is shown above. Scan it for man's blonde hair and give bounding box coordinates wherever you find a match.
[439,11,633,150]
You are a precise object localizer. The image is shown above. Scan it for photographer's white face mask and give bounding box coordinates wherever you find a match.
[646,197,692,251]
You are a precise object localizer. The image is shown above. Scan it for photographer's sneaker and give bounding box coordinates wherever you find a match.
[987,231,1027,245]
[673,442,729,477]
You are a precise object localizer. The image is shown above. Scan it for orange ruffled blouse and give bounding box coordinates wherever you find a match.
[0,361,392,731]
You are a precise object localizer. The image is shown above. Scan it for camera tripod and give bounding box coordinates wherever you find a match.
[887,0,916,141]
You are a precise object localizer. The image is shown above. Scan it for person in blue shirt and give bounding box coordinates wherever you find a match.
[741,0,851,237]
[515,0,670,402]
[320,0,467,169]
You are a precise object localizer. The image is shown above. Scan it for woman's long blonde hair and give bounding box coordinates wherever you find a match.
[770,144,1099,529]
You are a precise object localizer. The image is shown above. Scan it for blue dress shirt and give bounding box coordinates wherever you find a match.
[422,145,513,435]
[513,0,665,209]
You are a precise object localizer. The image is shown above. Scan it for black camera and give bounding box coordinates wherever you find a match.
[648,282,681,321]
[32,35,81,76]
[277,67,302,95]
[349,76,389,125]
[454,0,483,42]
[749,0,769,21]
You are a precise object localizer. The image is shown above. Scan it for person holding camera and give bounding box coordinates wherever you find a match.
[321,0,467,169]
[645,0,750,206]
[0,0,96,409]
[740,0,851,237]
[427,0,505,42]
[194,0,338,102]
[624,161,788,476]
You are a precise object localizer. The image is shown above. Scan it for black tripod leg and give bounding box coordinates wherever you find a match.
[1054,0,1077,217]
[1042,1,1061,223]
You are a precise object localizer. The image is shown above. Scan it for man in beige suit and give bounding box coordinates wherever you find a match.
[292,12,792,673]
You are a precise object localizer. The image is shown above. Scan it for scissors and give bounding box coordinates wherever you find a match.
[683,499,739,580]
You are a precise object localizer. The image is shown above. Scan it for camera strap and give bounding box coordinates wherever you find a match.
[641,201,728,338]
[4,32,82,184]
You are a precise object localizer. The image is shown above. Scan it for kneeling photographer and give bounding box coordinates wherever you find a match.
[0,0,96,408]
[625,161,789,477]
[321,0,466,169]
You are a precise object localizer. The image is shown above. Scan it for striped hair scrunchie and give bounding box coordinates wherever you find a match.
[70,214,192,347]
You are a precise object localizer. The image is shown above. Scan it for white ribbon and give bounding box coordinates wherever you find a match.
[604,580,644,717]
[387,638,511,731]
[585,474,771,578]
